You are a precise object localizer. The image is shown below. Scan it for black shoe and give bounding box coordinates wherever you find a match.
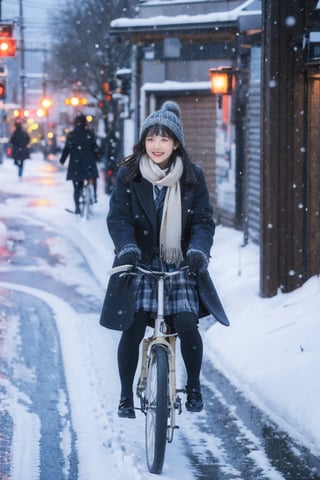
[185,388,203,412]
[118,398,136,418]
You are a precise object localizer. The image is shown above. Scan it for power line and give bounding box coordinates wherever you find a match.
[2,0,58,10]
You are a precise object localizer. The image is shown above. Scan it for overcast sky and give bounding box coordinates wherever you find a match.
[1,0,62,48]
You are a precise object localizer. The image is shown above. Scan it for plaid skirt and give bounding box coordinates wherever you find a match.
[133,267,199,316]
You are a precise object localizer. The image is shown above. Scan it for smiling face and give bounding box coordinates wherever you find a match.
[145,132,179,169]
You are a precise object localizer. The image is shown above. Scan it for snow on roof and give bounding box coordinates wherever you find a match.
[140,0,221,4]
[111,0,261,29]
[142,80,211,91]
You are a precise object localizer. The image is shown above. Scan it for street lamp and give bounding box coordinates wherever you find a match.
[208,66,235,95]
[41,97,54,110]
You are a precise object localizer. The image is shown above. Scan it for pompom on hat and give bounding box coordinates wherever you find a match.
[140,101,184,146]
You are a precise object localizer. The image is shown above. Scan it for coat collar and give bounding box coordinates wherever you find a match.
[133,177,158,233]
[132,176,193,233]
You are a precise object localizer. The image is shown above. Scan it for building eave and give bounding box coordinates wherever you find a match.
[110,8,261,39]
[142,80,211,92]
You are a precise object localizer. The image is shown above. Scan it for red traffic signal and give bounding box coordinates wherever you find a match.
[0,38,16,57]
[0,80,6,99]
[102,82,112,101]
[102,82,110,93]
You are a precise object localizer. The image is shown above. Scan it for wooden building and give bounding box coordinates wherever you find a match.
[110,0,320,297]
[111,0,261,227]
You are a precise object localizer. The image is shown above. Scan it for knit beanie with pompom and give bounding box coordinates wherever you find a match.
[140,101,184,146]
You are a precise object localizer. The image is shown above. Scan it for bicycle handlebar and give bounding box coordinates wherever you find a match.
[108,264,190,279]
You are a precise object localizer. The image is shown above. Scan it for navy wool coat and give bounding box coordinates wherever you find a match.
[10,128,30,161]
[100,164,229,330]
[60,125,100,182]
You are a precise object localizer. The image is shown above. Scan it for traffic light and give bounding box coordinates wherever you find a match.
[116,69,131,96]
[0,23,16,57]
[0,38,16,57]
[102,81,113,101]
[0,79,6,100]
[65,95,88,106]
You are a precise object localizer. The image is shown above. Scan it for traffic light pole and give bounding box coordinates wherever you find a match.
[0,1,3,164]
[19,0,26,111]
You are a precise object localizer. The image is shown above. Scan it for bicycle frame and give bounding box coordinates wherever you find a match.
[110,264,186,440]
[108,264,188,473]
[136,272,182,444]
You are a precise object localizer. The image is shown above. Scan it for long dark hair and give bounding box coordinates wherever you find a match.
[121,125,197,185]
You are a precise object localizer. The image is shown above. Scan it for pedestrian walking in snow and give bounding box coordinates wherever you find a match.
[9,121,30,180]
[100,101,229,418]
[59,113,100,214]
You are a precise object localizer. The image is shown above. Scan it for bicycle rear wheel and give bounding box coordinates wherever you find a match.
[78,189,85,217]
[81,185,92,220]
[145,344,169,474]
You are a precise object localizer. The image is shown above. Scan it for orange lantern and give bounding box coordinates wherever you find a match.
[208,67,234,95]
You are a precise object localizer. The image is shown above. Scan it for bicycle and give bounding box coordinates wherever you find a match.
[79,179,95,219]
[109,264,189,474]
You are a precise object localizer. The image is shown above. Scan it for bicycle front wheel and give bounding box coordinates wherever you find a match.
[145,344,169,474]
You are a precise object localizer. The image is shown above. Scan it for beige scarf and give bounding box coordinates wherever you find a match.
[140,154,184,265]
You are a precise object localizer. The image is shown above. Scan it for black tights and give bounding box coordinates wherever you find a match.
[73,179,97,210]
[73,180,83,210]
[117,312,203,400]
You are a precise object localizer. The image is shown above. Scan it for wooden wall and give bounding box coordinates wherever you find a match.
[260,0,307,296]
[306,76,320,278]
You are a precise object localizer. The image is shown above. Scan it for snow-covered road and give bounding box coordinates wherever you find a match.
[0,154,319,479]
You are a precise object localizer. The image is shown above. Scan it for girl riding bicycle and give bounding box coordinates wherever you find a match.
[59,114,100,214]
[100,101,229,418]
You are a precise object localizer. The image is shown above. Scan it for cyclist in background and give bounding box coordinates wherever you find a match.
[59,114,100,214]
[100,101,229,418]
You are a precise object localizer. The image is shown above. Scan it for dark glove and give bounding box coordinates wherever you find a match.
[59,158,64,165]
[118,251,140,266]
[187,250,208,274]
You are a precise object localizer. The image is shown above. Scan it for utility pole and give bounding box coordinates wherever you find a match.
[19,0,26,111]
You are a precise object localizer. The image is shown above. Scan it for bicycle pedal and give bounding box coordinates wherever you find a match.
[174,399,182,415]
